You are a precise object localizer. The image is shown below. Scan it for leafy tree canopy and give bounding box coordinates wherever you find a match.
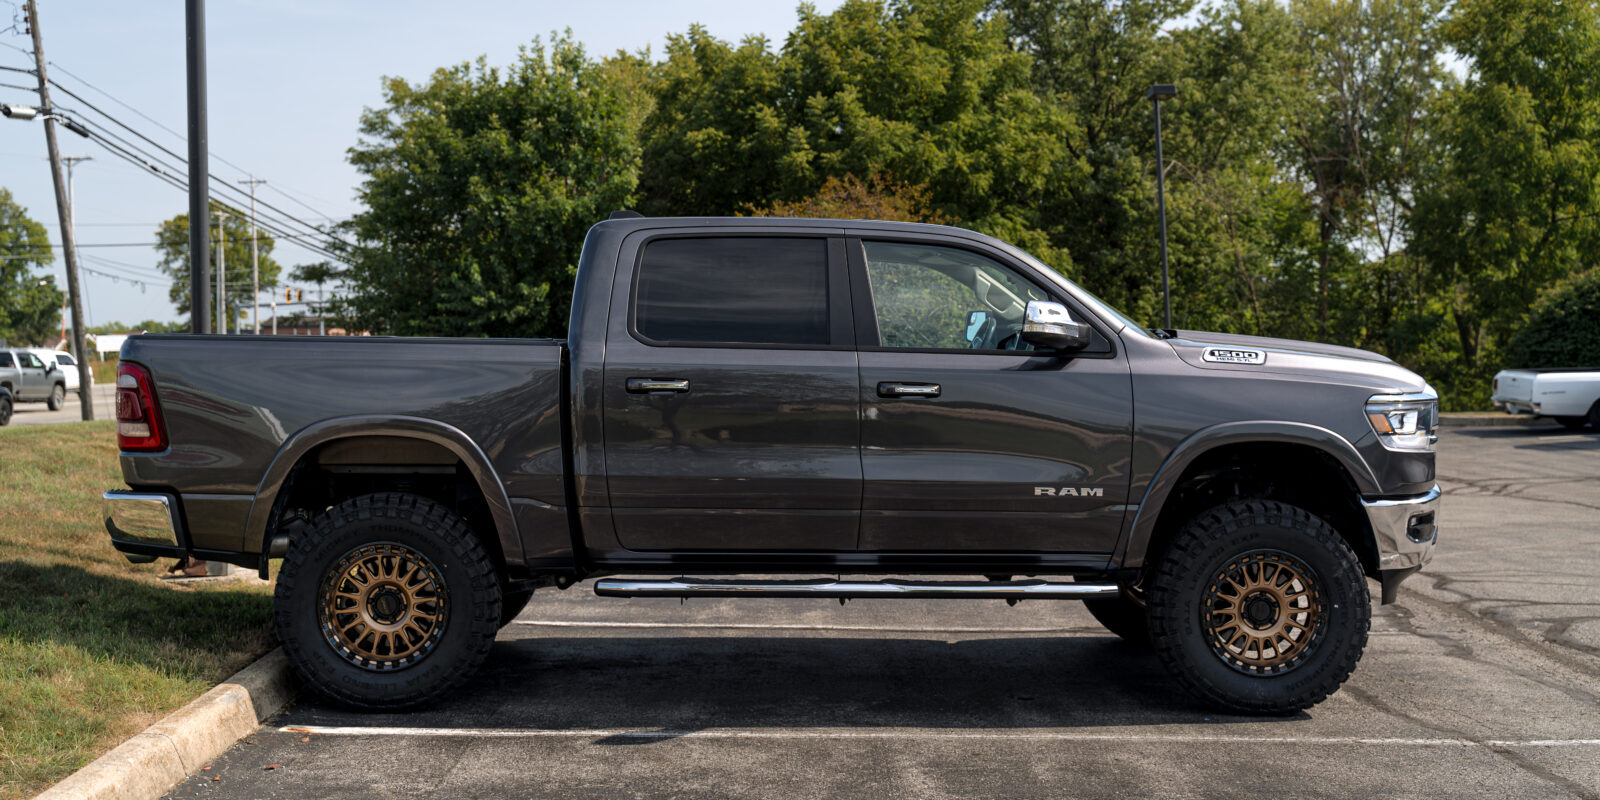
[341,33,639,339]
[0,187,64,347]
[153,204,283,332]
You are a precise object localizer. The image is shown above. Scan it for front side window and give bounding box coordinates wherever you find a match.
[19,352,43,369]
[635,237,830,346]
[863,241,1051,351]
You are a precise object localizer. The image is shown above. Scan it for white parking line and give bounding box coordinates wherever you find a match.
[277,725,1600,748]
[514,620,1086,634]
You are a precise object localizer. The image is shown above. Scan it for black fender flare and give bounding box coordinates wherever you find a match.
[1116,420,1379,569]
[244,415,524,571]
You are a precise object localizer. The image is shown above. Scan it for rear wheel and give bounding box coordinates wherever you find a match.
[275,493,501,710]
[1147,500,1369,715]
[47,383,65,411]
[0,395,11,426]
[1589,401,1600,431]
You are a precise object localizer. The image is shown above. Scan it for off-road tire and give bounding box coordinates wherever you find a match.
[1083,587,1151,647]
[275,493,501,710]
[47,383,65,411]
[1147,500,1369,715]
[1555,416,1587,430]
[0,395,11,426]
[499,587,534,627]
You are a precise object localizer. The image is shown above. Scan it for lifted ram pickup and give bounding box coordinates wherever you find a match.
[103,217,1439,714]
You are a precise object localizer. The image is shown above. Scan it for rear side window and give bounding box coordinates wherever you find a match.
[635,237,830,346]
[56,354,75,366]
[0,352,12,368]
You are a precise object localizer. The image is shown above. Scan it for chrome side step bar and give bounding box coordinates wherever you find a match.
[593,577,1120,600]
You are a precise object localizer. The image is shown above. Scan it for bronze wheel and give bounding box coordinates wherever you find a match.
[318,542,448,671]
[1202,549,1324,675]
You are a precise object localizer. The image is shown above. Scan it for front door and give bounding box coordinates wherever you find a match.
[850,237,1134,558]
[17,351,48,401]
[601,233,862,551]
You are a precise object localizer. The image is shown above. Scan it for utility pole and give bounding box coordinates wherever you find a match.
[186,0,210,337]
[238,178,265,333]
[214,212,229,333]
[26,0,93,420]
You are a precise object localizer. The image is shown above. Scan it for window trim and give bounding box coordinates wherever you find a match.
[845,235,1117,359]
[626,232,855,351]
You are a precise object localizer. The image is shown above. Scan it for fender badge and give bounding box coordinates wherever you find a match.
[1202,347,1266,365]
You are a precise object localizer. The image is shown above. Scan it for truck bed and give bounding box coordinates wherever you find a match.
[118,334,567,557]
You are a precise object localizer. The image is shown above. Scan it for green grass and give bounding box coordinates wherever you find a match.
[0,422,276,799]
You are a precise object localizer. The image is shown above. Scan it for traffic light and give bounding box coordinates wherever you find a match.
[284,287,292,302]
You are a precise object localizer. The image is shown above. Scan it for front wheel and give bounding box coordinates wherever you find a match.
[274,493,501,710]
[47,383,65,411]
[0,395,11,426]
[1147,500,1369,715]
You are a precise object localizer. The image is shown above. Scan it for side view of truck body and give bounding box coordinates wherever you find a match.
[104,217,1440,713]
[1491,367,1600,429]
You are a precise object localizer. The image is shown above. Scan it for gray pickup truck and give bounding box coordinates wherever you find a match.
[0,347,70,424]
[103,216,1439,714]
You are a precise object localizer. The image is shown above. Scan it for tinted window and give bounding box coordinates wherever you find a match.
[56,354,75,366]
[0,352,12,368]
[863,241,1050,351]
[636,237,830,345]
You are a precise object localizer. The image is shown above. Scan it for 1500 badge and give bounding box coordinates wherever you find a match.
[1202,347,1267,365]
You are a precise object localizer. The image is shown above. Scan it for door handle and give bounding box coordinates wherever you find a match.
[627,378,691,394]
[877,382,940,398]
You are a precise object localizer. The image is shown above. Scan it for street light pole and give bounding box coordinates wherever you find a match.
[186,0,210,336]
[1147,83,1177,331]
[25,0,93,420]
[214,212,229,334]
[238,178,265,333]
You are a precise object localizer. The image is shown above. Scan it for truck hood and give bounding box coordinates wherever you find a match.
[1166,330,1430,393]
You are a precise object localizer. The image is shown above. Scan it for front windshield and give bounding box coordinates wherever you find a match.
[1009,247,1154,338]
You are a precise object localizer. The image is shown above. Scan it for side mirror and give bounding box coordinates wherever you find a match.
[1021,301,1091,352]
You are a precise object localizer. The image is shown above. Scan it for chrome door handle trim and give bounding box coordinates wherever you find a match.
[877,382,940,398]
[626,378,691,394]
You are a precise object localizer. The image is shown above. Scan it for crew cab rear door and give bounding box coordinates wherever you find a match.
[848,233,1134,560]
[601,230,861,551]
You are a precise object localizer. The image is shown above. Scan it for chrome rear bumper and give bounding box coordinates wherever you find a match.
[103,490,185,564]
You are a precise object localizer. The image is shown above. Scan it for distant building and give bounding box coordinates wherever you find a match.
[257,316,368,337]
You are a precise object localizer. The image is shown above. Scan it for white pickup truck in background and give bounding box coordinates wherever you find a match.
[1492,367,1600,429]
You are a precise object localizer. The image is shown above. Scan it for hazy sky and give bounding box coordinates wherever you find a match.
[0,1,842,333]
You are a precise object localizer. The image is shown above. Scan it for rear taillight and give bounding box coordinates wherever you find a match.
[116,362,167,452]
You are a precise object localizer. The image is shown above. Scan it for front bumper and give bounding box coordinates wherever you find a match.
[1360,483,1440,602]
[103,490,186,564]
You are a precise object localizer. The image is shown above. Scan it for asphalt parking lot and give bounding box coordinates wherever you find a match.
[168,424,1600,799]
[7,383,115,426]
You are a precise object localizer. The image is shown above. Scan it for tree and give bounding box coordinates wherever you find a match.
[342,33,639,339]
[1409,0,1600,403]
[0,188,63,346]
[1503,268,1600,370]
[639,0,1079,267]
[153,205,283,331]
[748,173,953,223]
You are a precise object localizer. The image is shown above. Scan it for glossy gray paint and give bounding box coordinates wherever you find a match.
[113,216,1436,584]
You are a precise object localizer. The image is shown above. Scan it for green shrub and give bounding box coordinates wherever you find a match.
[1503,268,1600,369]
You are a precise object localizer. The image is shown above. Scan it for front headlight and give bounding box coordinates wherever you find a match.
[1366,389,1438,452]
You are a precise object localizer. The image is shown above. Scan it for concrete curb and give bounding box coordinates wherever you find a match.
[1438,412,1541,428]
[35,648,297,800]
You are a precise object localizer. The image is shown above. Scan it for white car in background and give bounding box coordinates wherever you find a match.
[1492,367,1600,430]
[31,349,90,394]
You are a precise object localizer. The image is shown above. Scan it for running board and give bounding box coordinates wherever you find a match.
[592,577,1120,600]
